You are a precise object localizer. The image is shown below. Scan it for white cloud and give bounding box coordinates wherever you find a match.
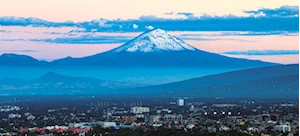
[145,25,154,30]
[97,19,112,28]
[133,24,138,29]
[91,28,98,32]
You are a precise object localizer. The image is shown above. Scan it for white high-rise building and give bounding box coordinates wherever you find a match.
[131,107,150,114]
[190,105,195,111]
[177,98,184,106]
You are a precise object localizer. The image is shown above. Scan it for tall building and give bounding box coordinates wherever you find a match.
[177,98,184,106]
[189,105,195,111]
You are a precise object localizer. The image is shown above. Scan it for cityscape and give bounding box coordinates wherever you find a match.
[0,0,299,135]
[0,97,298,135]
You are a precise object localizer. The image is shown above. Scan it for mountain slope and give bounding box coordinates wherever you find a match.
[126,64,299,93]
[161,74,299,98]
[52,29,275,68]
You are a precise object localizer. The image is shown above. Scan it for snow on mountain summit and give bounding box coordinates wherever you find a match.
[112,29,197,53]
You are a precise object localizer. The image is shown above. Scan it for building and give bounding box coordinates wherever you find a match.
[144,113,150,122]
[27,115,35,120]
[219,125,230,131]
[189,105,195,111]
[68,122,87,128]
[8,113,21,118]
[177,98,184,106]
[186,124,195,129]
[135,114,144,118]
[274,125,291,133]
[119,125,135,129]
[150,115,161,122]
[91,121,116,128]
[163,114,183,121]
[131,106,150,114]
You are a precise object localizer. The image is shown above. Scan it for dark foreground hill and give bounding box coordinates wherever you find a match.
[158,74,299,98]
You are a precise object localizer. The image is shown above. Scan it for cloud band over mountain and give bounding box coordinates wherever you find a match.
[31,35,133,44]
[0,6,298,32]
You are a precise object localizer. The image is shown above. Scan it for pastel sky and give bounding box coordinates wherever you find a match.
[0,0,299,64]
[1,0,299,21]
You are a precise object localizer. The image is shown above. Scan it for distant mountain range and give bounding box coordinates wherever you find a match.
[0,29,275,68]
[0,64,298,98]
[0,72,146,95]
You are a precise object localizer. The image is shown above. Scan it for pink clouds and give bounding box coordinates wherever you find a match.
[183,35,298,53]
[223,54,299,64]
[0,0,298,21]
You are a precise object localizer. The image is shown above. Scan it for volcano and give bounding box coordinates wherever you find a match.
[51,28,274,68]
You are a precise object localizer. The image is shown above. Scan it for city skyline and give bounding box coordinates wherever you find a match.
[0,1,298,135]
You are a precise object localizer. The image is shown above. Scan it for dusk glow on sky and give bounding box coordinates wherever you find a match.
[0,0,298,64]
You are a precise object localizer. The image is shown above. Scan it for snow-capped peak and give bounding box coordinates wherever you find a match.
[112,28,197,53]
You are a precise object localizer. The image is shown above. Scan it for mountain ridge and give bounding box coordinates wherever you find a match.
[0,53,47,66]
[111,28,197,52]
[1,29,276,68]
